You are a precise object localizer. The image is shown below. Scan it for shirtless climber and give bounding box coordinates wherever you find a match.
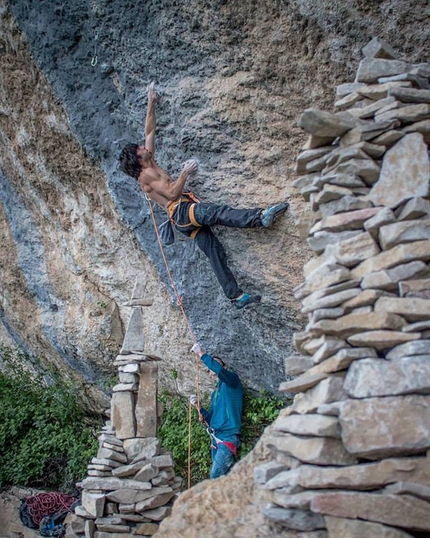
[119,82,289,309]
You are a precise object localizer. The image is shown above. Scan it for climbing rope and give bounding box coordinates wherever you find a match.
[145,197,203,488]
[25,492,77,526]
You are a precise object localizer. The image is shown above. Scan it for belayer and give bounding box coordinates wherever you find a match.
[189,342,243,479]
[119,82,289,310]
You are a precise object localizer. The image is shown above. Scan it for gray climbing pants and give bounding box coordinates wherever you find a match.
[169,200,263,300]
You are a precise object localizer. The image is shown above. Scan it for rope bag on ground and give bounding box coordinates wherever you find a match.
[20,492,77,527]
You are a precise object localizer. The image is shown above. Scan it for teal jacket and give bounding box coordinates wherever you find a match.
[199,354,243,442]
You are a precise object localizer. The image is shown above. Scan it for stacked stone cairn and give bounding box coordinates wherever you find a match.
[66,279,181,538]
[255,38,430,537]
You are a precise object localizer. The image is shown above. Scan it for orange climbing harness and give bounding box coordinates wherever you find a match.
[146,195,205,488]
[166,192,202,239]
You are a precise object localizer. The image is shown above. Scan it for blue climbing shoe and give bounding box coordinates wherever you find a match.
[234,293,261,310]
[261,202,290,228]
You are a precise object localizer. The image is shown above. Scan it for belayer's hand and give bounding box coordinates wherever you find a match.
[189,394,198,406]
[191,342,203,356]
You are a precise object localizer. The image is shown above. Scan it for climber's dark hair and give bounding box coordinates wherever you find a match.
[119,143,141,179]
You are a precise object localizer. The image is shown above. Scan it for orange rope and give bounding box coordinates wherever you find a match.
[187,400,192,489]
[147,200,197,343]
[146,198,204,487]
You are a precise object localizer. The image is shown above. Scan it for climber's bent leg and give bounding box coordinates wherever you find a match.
[193,203,263,229]
[193,227,242,300]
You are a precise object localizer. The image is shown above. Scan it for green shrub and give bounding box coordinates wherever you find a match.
[0,345,101,491]
[158,388,288,486]
[239,389,288,457]
[158,391,211,485]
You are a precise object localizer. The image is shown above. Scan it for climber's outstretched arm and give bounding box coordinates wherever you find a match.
[145,82,158,155]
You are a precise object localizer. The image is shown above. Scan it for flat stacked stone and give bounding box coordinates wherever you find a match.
[66,278,179,538]
[259,39,430,537]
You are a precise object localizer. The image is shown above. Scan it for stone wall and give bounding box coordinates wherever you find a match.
[154,37,430,538]
[256,38,430,537]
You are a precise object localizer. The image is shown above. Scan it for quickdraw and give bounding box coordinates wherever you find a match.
[206,426,237,456]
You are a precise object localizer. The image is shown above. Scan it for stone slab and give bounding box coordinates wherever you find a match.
[311,491,430,531]
[375,296,430,322]
[79,477,152,491]
[384,481,430,501]
[267,432,357,466]
[351,240,430,279]
[396,197,430,221]
[135,362,158,437]
[284,355,314,376]
[294,266,350,300]
[310,338,347,365]
[346,330,420,349]
[310,207,382,234]
[319,196,372,218]
[380,220,430,250]
[307,230,362,254]
[302,280,360,310]
[120,307,145,354]
[309,312,406,338]
[299,108,356,137]
[254,461,289,485]
[134,522,159,535]
[339,395,430,459]
[288,376,347,415]
[388,86,430,103]
[135,491,175,512]
[344,356,430,398]
[274,414,340,438]
[323,232,380,268]
[262,505,326,531]
[302,288,361,315]
[361,261,428,291]
[364,207,396,236]
[377,103,430,124]
[110,391,135,440]
[325,516,414,537]
[280,374,328,394]
[369,133,430,208]
[124,437,160,462]
[343,289,394,310]
[310,307,345,323]
[81,492,105,518]
[356,59,412,83]
[307,349,374,377]
[386,339,430,360]
[140,506,172,521]
[399,278,430,297]
[295,456,430,491]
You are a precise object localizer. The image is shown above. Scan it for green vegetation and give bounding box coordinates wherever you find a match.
[158,388,288,485]
[0,345,288,491]
[0,345,101,492]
